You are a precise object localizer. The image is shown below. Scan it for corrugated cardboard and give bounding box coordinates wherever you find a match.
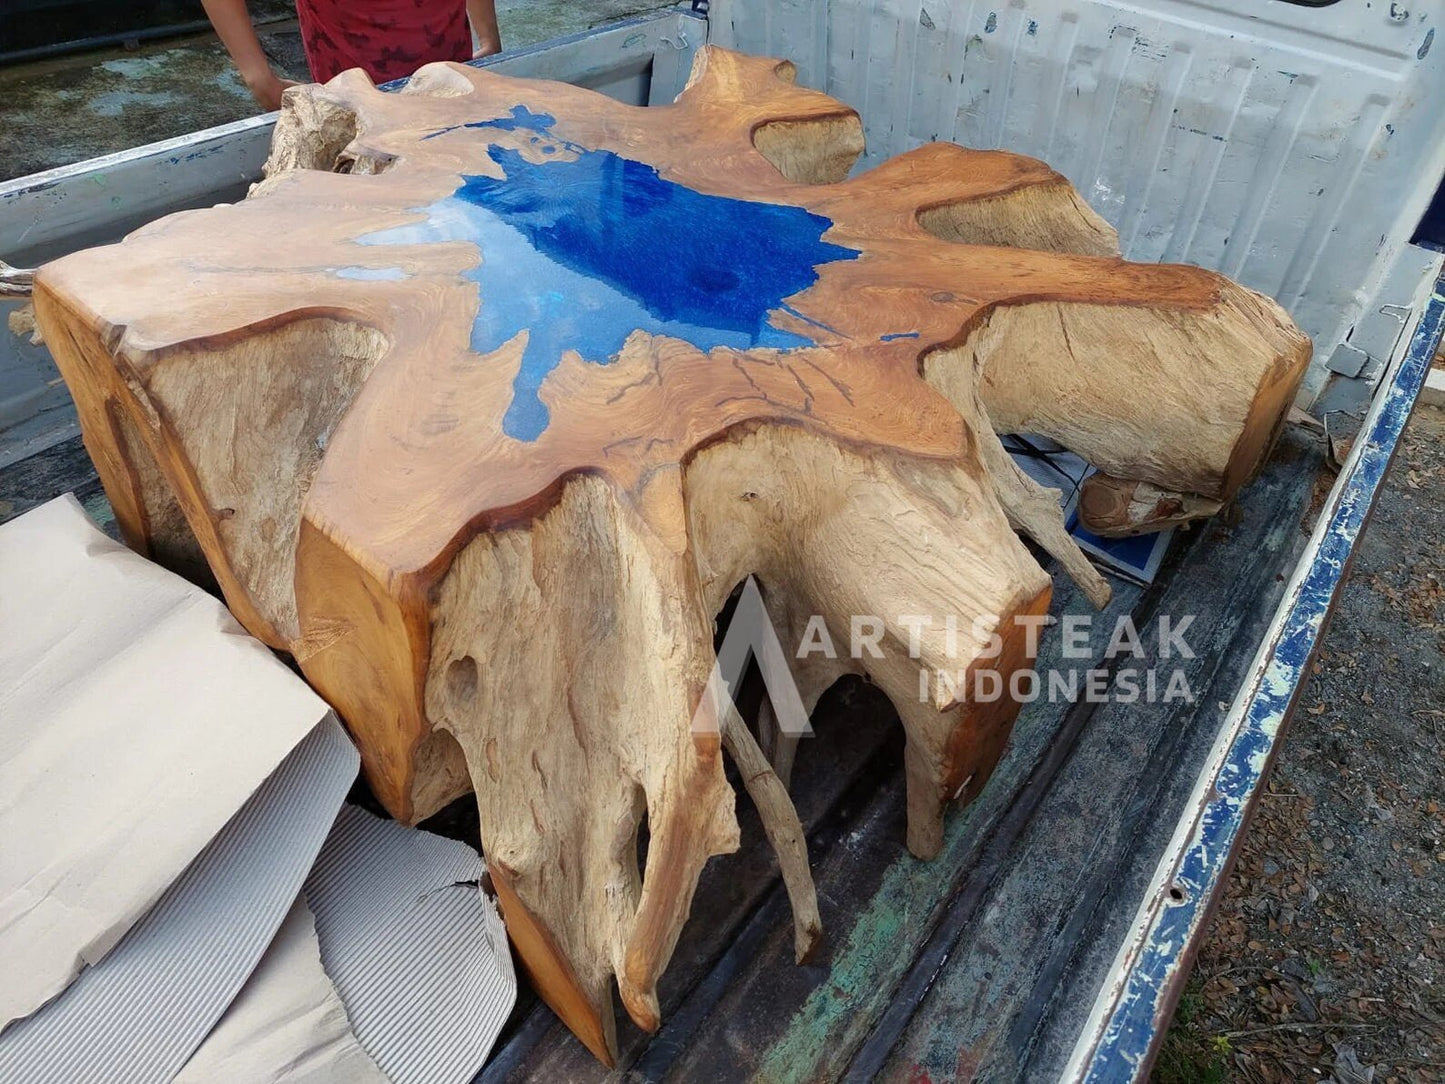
[0,496,516,1084]
[0,717,358,1082]
[177,896,388,1084]
[0,495,339,1029]
[306,806,517,1084]
[177,804,519,1084]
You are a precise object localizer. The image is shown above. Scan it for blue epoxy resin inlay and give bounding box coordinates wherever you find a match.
[335,265,408,281]
[360,107,860,441]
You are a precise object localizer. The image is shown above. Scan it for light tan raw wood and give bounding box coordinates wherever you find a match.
[8,303,40,344]
[33,46,1310,1062]
[1077,474,1226,537]
[720,701,821,965]
[756,699,799,790]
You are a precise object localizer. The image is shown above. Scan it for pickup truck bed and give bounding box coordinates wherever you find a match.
[6,287,1440,1081]
[3,3,1443,1078]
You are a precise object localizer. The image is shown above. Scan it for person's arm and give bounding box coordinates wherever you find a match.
[200,0,297,110]
[466,0,501,58]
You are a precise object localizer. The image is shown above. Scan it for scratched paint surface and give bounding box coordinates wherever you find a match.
[1081,278,1445,1080]
[751,579,1145,1080]
[359,107,859,440]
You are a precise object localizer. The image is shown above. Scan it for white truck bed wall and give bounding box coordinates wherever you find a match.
[5,4,1441,454]
[710,0,1445,395]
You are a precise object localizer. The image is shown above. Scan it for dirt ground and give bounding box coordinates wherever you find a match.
[1156,403,1445,1084]
[0,0,671,180]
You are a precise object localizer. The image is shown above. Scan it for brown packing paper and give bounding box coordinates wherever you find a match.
[0,495,335,1028]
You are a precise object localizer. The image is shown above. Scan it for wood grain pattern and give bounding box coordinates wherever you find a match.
[33,47,1310,1063]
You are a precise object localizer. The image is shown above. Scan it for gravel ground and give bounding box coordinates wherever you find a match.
[1156,402,1445,1084]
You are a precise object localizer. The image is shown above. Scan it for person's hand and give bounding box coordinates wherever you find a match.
[467,0,501,58]
[242,66,300,112]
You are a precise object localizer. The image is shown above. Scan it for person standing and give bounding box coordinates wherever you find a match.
[202,0,502,110]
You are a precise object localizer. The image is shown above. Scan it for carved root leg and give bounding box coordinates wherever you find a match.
[425,474,738,1060]
[967,381,1113,608]
[813,137,1306,537]
[686,427,1053,861]
[887,575,1051,860]
[903,260,1309,507]
[421,428,1050,1056]
[753,586,843,791]
[754,698,800,790]
[789,457,1052,860]
[720,709,821,963]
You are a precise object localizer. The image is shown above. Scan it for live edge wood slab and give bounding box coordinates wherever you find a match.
[33,47,1310,1064]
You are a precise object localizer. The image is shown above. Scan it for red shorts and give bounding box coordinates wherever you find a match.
[296,0,472,85]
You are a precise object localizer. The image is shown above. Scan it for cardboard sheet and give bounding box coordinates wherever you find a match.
[2,496,515,1082]
[0,495,337,1028]
[177,805,519,1084]
[306,806,517,1084]
[177,897,388,1084]
[0,717,358,1082]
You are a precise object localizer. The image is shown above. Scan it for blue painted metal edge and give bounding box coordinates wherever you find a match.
[1067,265,1445,1082]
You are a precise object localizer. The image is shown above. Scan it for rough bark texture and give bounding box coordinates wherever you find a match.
[33,47,1311,1063]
